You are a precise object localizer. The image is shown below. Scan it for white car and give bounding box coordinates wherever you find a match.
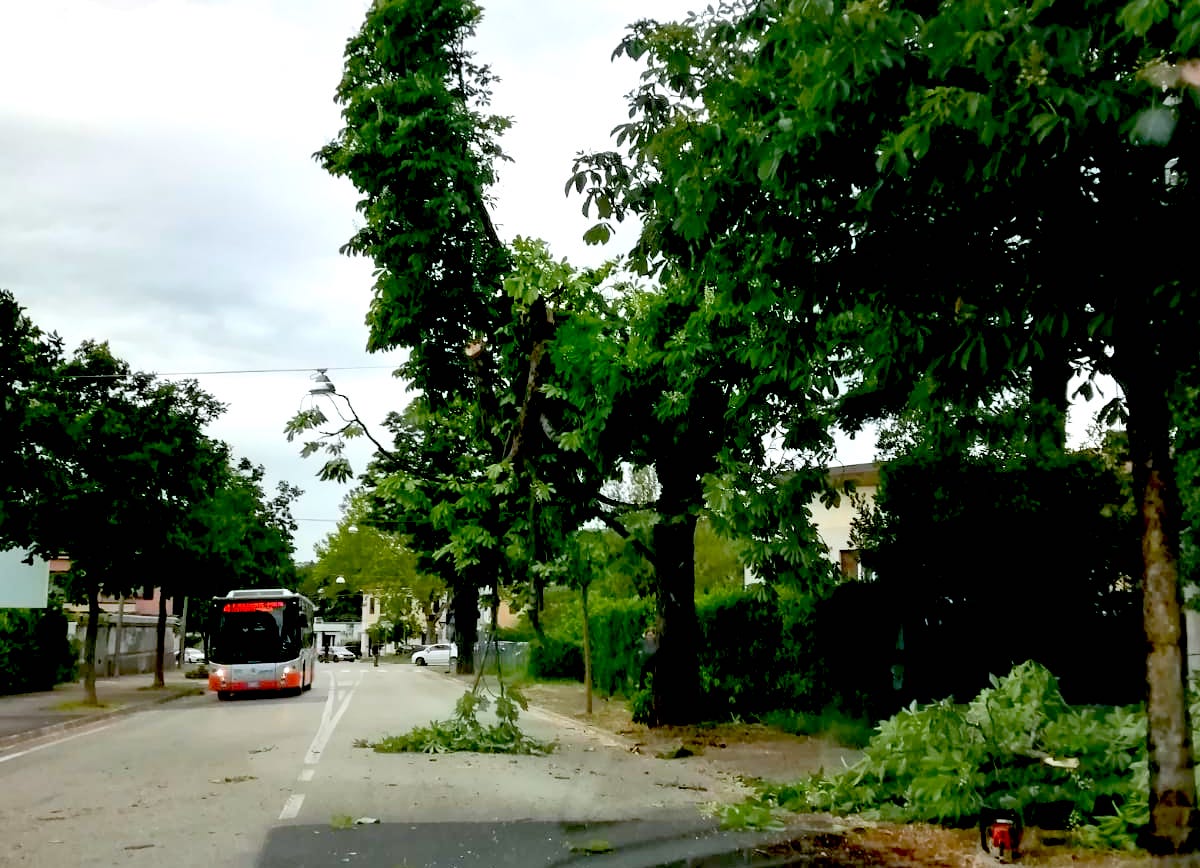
[411,643,457,668]
[181,647,205,664]
[324,645,356,662]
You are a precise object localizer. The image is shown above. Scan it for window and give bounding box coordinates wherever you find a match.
[369,596,375,615]
[840,550,862,580]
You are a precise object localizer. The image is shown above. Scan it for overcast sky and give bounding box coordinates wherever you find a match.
[2,1,1100,564]
[0,0,743,561]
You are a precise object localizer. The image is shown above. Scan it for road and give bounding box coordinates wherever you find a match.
[0,664,766,868]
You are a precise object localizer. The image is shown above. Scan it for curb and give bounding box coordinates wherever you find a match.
[0,685,204,754]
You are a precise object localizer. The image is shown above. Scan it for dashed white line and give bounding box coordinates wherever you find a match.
[279,794,305,820]
[281,672,363,823]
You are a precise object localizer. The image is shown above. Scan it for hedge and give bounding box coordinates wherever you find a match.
[531,589,824,718]
[0,604,78,695]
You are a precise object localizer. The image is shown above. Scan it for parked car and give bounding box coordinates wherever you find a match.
[323,645,356,663]
[411,643,457,667]
[179,647,205,665]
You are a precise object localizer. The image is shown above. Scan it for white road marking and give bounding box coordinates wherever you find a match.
[303,671,358,766]
[278,794,305,820]
[298,768,314,782]
[0,722,119,765]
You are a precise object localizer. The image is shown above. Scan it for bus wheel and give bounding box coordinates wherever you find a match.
[217,691,233,701]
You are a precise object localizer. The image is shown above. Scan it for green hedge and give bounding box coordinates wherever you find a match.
[0,604,78,695]
[528,635,585,680]
[588,597,654,697]
[535,589,824,718]
[696,588,822,716]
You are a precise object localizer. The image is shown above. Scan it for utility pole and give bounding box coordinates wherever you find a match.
[176,596,189,669]
[114,597,126,677]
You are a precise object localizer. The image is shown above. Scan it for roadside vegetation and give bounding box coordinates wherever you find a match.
[282,0,1200,854]
[735,663,1160,852]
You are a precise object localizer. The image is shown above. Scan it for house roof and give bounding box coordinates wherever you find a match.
[827,462,881,487]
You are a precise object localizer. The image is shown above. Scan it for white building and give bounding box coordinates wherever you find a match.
[744,461,880,585]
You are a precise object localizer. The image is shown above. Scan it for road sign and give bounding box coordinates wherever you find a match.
[0,548,49,608]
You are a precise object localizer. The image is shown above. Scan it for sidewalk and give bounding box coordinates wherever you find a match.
[0,666,205,752]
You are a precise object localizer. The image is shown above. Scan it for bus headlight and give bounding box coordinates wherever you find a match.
[214,668,227,681]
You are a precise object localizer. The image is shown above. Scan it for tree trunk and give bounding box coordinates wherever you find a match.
[528,576,546,640]
[154,590,167,688]
[581,582,592,715]
[83,582,100,706]
[1126,372,1198,853]
[452,583,479,674]
[649,449,701,726]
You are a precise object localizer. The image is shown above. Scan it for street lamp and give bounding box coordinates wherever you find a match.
[309,370,336,396]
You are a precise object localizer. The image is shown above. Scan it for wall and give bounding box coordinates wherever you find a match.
[71,613,180,676]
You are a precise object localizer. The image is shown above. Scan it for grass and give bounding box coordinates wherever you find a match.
[759,707,875,749]
[52,700,116,711]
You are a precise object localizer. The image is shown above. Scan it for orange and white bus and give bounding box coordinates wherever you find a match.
[207,588,317,700]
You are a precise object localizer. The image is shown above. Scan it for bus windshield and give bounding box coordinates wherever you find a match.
[210,600,304,664]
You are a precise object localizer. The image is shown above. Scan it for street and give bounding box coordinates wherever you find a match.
[0,665,762,868]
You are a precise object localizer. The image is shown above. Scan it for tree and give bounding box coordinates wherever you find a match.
[0,291,63,527]
[299,494,441,640]
[576,0,1200,849]
[307,0,825,719]
[166,452,301,666]
[6,338,224,703]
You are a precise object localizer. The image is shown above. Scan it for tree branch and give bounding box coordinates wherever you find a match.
[595,490,656,512]
[591,505,655,564]
[334,394,398,462]
[506,296,557,468]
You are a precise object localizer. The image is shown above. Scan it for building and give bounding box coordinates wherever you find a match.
[818,462,880,581]
[745,461,881,585]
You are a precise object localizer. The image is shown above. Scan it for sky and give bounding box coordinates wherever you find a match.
[0,0,738,561]
[0,0,1104,564]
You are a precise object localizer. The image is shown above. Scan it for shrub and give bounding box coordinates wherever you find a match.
[493,623,536,642]
[532,588,826,719]
[0,604,78,695]
[528,636,584,680]
[588,597,653,697]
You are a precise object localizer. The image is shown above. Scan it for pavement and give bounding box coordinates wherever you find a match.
[0,664,859,867]
[0,665,205,751]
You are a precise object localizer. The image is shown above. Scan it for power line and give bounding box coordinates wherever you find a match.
[55,364,400,380]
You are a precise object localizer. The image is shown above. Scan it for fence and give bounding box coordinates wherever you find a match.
[472,640,528,671]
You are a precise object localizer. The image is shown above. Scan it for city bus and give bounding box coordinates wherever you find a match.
[207,588,317,700]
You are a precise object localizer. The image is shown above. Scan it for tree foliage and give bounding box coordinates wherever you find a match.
[574,0,1200,848]
[0,290,301,701]
[766,662,1159,851]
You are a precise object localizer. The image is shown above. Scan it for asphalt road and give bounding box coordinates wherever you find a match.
[0,664,766,868]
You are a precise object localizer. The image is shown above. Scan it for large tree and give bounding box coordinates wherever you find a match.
[3,333,224,703]
[168,453,302,663]
[577,0,1200,850]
